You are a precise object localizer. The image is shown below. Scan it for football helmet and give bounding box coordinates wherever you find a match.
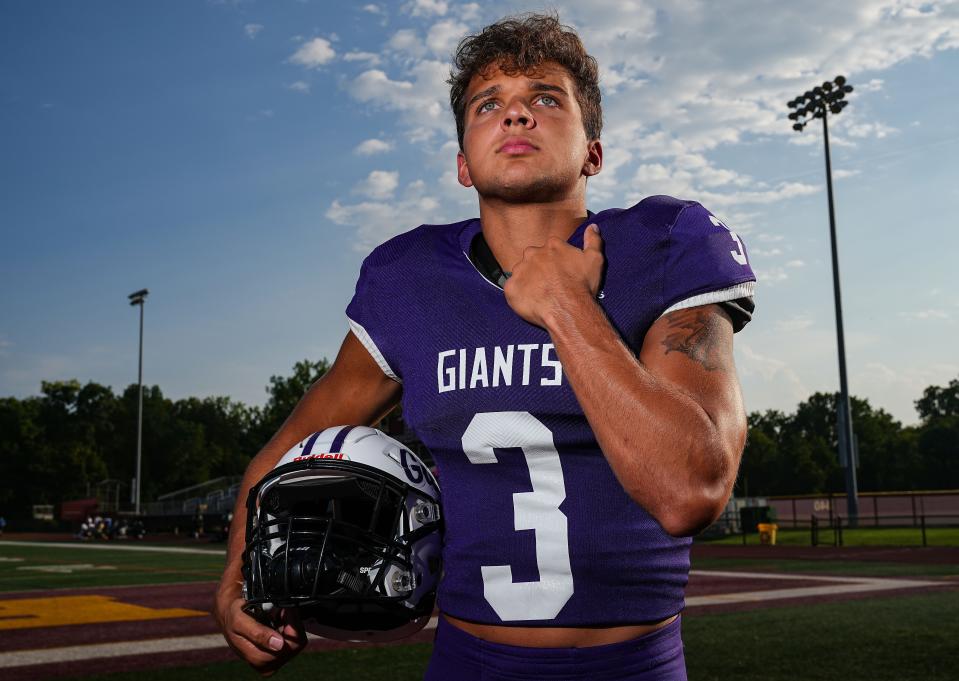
[242,426,442,642]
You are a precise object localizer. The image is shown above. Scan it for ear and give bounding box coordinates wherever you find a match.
[582,139,603,177]
[456,150,473,188]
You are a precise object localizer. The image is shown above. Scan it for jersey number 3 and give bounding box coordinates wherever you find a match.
[709,214,748,266]
[461,411,574,621]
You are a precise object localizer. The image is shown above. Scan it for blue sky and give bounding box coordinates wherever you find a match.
[1,0,957,426]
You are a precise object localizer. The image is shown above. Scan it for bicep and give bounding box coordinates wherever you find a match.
[298,330,402,427]
[638,305,745,445]
[266,331,402,455]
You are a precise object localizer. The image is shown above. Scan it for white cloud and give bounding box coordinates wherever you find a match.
[426,20,469,59]
[833,169,860,179]
[290,37,335,69]
[343,51,382,66]
[354,169,400,200]
[387,28,427,59]
[846,121,898,139]
[354,138,395,155]
[328,180,457,250]
[288,81,310,94]
[785,259,805,268]
[246,109,274,122]
[457,2,481,22]
[855,361,959,425]
[362,4,383,14]
[347,60,450,140]
[751,247,783,257]
[736,342,810,405]
[908,309,952,320]
[776,316,815,332]
[406,0,447,17]
[754,267,788,285]
[244,23,263,39]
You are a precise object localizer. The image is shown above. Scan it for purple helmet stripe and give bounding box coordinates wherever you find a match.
[301,431,322,456]
[329,425,356,453]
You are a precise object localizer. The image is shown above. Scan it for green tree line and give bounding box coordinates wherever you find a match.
[738,378,959,496]
[0,359,329,522]
[0,362,956,521]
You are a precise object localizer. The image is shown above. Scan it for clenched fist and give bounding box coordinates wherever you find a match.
[503,224,605,329]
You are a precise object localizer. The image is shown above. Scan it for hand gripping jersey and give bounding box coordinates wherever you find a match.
[346,195,756,627]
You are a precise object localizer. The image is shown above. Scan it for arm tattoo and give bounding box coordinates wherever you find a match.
[660,307,726,371]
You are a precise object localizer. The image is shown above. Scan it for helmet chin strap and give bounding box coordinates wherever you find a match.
[469,229,511,288]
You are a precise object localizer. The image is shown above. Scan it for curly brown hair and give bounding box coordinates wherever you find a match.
[448,13,602,151]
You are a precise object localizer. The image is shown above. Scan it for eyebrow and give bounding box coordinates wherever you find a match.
[466,81,569,109]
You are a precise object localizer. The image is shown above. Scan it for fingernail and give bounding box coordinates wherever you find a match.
[268,636,283,651]
[590,224,600,234]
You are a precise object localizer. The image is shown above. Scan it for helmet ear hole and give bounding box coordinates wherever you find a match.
[265,488,283,515]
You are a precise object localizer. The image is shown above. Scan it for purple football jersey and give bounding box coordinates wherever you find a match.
[346,195,756,627]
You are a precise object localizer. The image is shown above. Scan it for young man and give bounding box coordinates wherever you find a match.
[215,13,755,680]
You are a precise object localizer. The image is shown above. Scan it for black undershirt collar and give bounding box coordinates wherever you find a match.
[468,214,593,289]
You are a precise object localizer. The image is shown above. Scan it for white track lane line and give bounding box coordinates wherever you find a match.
[0,541,225,556]
[686,569,943,606]
[0,618,439,669]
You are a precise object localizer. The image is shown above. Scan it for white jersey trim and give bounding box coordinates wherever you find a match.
[659,281,756,317]
[347,317,402,384]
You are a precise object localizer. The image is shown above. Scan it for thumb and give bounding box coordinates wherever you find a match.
[583,223,603,253]
[278,607,308,645]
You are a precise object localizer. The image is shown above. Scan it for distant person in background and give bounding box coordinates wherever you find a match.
[193,508,204,539]
[126,519,145,540]
[0,515,6,536]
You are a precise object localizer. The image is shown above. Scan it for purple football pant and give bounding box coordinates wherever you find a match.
[423,615,687,681]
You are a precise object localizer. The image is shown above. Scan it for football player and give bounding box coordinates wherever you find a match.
[215,13,755,680]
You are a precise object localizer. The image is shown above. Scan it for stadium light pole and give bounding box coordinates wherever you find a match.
[128,288,149,515]
[787,76,860,527]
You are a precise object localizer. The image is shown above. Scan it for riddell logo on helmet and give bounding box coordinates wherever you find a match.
[293,453,349,462]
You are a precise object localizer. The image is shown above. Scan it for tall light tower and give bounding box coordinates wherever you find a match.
[128,288,149,515]
[787,76,860,527]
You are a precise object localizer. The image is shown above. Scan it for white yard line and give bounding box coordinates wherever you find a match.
[0,541,226,556]
[685,569,942,607]
[0,618,440,668]
[689,568,931,583]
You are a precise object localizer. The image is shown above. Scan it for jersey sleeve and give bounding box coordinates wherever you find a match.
[661,202,757,330]
[345,256,403,383]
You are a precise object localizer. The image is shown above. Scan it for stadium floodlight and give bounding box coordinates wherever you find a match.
[786,75,861,527]
[128,288,149,515]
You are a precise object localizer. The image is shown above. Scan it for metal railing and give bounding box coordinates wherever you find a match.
[143,479,241,516]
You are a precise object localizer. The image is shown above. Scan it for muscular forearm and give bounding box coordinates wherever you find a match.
[543,295,736,536]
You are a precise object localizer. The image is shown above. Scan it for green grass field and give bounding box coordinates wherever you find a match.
[0,542,225,591]
[704,525,959,547]
[71,591,959,681]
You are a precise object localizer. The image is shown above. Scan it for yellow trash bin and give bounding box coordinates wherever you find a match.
[758,523,778,545]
